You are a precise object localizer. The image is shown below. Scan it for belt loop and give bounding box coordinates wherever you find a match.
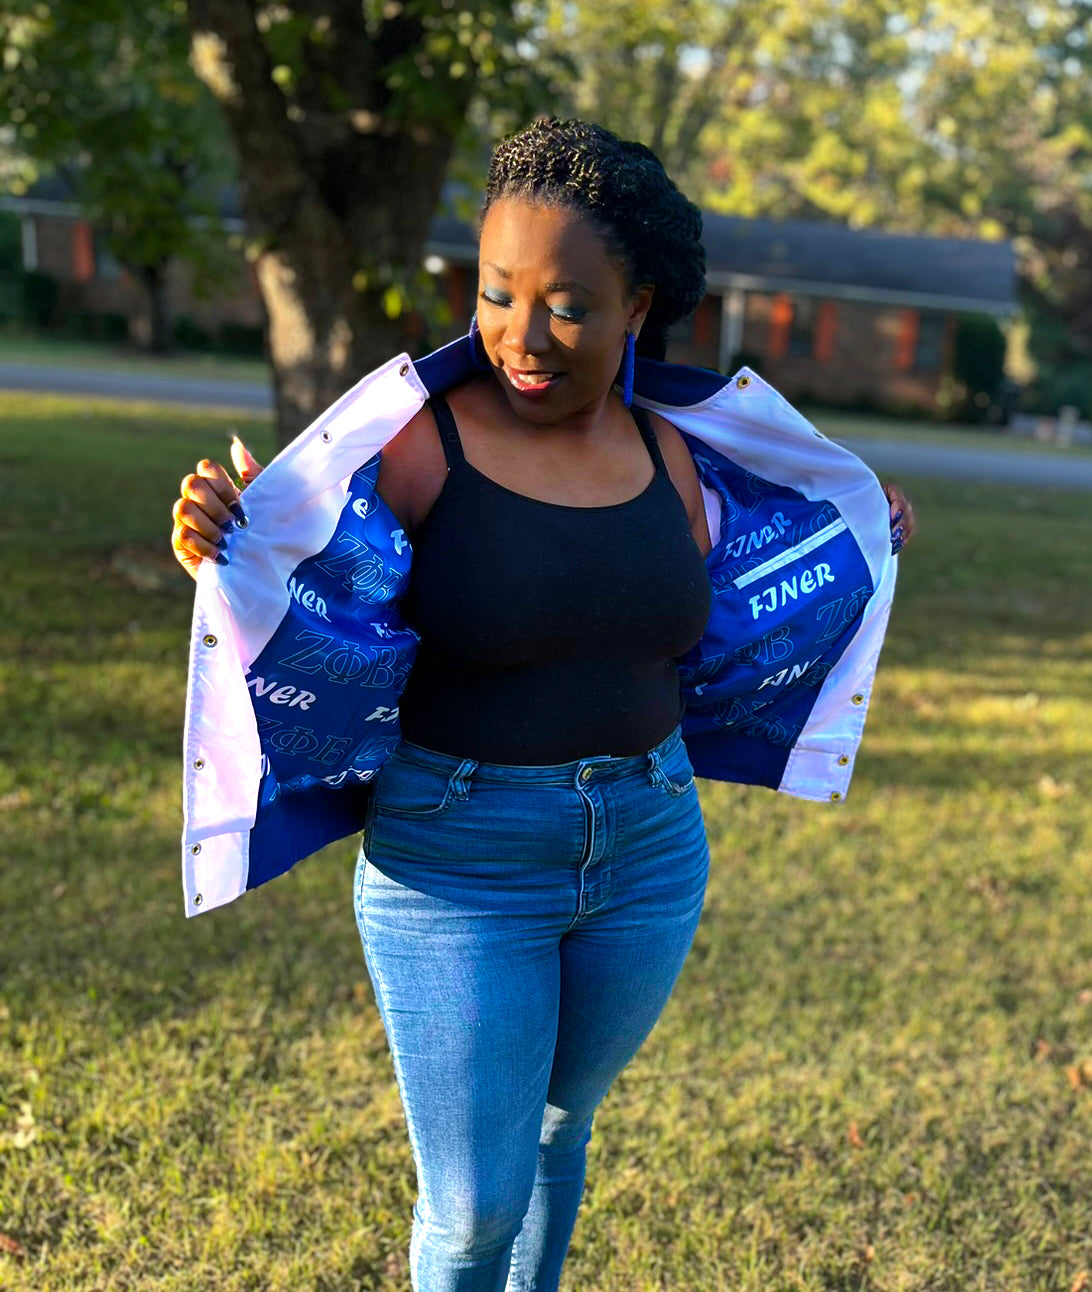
[450,757,478,801]
[645,747,664,789]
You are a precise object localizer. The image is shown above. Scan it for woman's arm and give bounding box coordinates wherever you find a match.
[374,404,448,540]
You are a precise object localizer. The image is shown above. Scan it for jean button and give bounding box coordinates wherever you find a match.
[579,767,593,783]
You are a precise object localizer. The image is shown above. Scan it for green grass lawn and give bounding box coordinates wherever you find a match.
[1,393,1090,1291]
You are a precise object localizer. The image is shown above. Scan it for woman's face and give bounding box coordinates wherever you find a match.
[475,198,653,424]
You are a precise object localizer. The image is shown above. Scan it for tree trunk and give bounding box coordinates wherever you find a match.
[138,261,173,354]
[251,145,454,446]
[185,0,475,447]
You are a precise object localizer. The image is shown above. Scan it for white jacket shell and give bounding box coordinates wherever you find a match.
[182,340,897,917]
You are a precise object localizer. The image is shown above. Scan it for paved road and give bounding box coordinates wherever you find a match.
[829,435,1092,491]
[3,361,1092,490]
[0,362,274,411]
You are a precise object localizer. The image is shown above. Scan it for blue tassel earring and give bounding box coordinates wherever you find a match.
[467,314,491,373]
[622,331,636,407]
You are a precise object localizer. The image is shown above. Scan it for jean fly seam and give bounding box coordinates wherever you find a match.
[567,780,597,931]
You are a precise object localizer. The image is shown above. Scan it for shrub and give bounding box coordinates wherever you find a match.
[174,315,213,351]
[219,322,266,357]
[952,314,1007,423]
[60,309,129,341]
[1021,363,1092,420]
[98,312,129,342]
[21,270,60,328]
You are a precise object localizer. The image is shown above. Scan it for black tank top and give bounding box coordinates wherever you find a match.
[397,392,712,764]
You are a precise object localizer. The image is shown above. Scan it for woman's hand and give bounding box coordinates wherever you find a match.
[883,482,915,554]
[170,436,264,581]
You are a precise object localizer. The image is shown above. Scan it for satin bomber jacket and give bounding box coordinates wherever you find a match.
[181,338,898,917]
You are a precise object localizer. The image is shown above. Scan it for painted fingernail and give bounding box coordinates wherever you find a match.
[221,518,235,534]
[891,538,904,554]
[892,509,904,523]
[892,525,904,541]
[215,536,228,551]
[229,502,246,524]
[215,552,230,566]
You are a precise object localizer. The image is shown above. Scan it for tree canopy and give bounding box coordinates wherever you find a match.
[0,0,237,349]
[542,0,1092,393]
[4,0,1091,427]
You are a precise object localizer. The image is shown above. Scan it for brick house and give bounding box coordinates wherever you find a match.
[5,175,263,345]
[429,212,1017,415]
[7,182,1016,414]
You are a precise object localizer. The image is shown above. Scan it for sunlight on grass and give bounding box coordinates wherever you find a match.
[1,395,1090,1290]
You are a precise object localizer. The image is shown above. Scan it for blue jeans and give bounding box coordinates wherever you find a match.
[352,725,709,1292]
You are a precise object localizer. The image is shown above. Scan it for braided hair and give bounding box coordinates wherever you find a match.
[482,118,705,361]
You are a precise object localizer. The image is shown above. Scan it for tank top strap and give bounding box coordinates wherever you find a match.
[427,393,466,469]
[630,404,670,478]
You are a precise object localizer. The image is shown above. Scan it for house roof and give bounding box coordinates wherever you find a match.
[701,213,1016,314]
[9,177,1017,315]
[428,210,1017,316]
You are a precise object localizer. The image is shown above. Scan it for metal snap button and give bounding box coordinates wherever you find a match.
[193,758,206,771]
[737,375,750,389]
[399,363,410,377]
[193,893,203,907]
[579,768,593,783]
[837,755,849,767]
[321,430,332,443]
[851,694,864,705]
[831,791,843,801]
[236,515,248,528]
[190,843,201,855]
[203,634,217,648]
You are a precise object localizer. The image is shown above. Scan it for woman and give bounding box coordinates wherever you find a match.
[171,119,913,1291]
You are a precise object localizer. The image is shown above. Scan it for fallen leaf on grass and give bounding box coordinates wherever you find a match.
[847,1121,865,1150]
[1034,1037,1054,1060]
[1070,1272,1088,1292]
[1038,774,1072,800]
[0,1233,26,1257]
[1065,1059,1092,1090]
[12,1101,37,1148]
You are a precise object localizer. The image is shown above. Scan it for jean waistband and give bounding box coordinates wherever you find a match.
[391,724,686,787]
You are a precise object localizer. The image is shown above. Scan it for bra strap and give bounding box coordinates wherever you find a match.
[427,393,466,469]
[630,405,670,478]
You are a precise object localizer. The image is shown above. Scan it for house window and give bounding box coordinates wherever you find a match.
[788,297,816,357]
[914,314,946,372]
